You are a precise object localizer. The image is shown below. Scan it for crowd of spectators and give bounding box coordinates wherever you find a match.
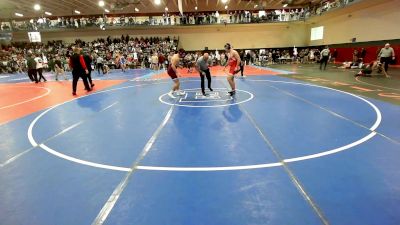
[0,40,340,75]
[0,0,355,32]
[0,35,179,74]
[5,35,390,76]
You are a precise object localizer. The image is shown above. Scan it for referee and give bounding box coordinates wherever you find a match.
[195,53,213,96]
[378,43,396,77]
[320,46,331,70]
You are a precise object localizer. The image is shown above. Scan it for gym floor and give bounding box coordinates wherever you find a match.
[0,65,399,225]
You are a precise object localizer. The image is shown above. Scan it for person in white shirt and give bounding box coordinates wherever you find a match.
[96,56,104,74]
[378,43,396,76]
[293,46,298,63]
[151,53,159,70]
[34,54,46,82]
[215,50,221,65]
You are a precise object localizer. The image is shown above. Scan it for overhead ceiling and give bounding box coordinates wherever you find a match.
[0,0,323,19]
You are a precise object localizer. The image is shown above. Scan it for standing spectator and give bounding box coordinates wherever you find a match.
[26,53,38,83]
[119,54,127,72]
[353,49,359,63]
[309,49,315,62]
[96,55,104,74]
[360,48,367,63]
[245,51,251,65]
[158,53,166,70]
[69,47,91,95]
[34,54,46,82]
[151,52,159,70]
[378,43,396,77]
[83,51,95,87]
[239,50,245,77]
[54,55,67,81]
[331,49,338,63]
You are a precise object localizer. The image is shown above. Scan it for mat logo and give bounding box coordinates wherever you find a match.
[159,88,253,107]
[180,90,233,103]
[179,91,232,102]
[195,91,221,100]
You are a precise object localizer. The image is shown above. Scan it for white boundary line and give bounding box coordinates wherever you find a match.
[0,86,51,110]
[355,76,400,92]
[1,101,118,167]
[91,106,174,225]
[27,83,168,172]
[27,80,382,172]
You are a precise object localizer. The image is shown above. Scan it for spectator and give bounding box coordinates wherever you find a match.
[54,55,67,81]
[26,53,38,82]
[360,48,367,62]
[151,52,159,70]
[34,53,46,82]
[69,47,91,95]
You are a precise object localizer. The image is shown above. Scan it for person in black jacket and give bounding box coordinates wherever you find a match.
[69,47,91,95]
[239,50,245,77]
[26,53,38,83]
[83,50,95,88]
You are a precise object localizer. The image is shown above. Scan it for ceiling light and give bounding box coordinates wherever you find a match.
[283,4,288,7]
[165,7,168,11]
[104,9,110,13]
[222,0,228,4]
[98,0,105,7]
[15,12,23,17]
[195,6,198,10]
[254,5,258,8]
[34,4,41,11]
[44,11,52,16]
[224,5,228,9]
[74,10,81,14]
[154,0,161,5]
[135,7,139,12]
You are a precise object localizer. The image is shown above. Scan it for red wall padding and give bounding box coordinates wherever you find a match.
[332,44,400,65]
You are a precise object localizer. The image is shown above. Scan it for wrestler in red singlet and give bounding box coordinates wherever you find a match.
[167,64,178,79]
[228,56,238,75]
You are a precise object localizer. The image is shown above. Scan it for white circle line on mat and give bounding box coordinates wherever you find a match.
[0,86,51,110]
[27,80,381,172]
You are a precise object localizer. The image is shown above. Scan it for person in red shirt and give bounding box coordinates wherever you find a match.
[69,47,91,95]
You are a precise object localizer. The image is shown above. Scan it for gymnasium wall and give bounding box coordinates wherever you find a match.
[308,0,400,46]
[10,22,309,51]
[323,40,400,65]
[8,0,399,54]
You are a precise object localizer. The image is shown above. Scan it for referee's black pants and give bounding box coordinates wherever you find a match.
[380,57,391,72]
[320,56,329,70]
[200,68,212,93]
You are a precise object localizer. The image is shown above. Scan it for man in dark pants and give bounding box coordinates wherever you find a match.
[34,54,47,82]
[360,48,367,63]
[239,50,245,78]
[320,46,330,70]
[195,53,213,96]
[96,55,104,75]
[83,51,95,88]
[69,47,91,95]
[26,53,38,83]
